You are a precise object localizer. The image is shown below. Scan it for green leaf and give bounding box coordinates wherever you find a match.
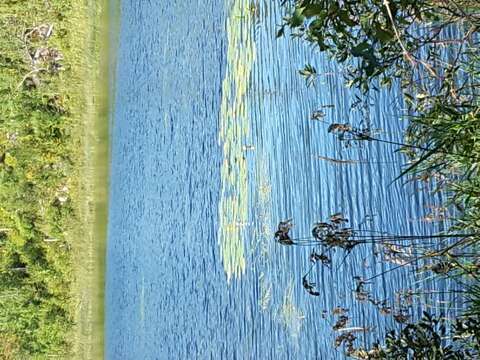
[365,62,376,77]
[276,26,285,38]
[289,8,305,28]
[328,2,339,15]
[404,93,414,105]
[4,153,16,168]
[351,41,370,57]
[380,76,392,88]
[309,18,323,31]
[302,4,323,18]
[374,23,394,43]
[393,145,442,182]
[338,10,356,26]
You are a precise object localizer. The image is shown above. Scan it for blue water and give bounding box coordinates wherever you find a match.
[106,1,462,359]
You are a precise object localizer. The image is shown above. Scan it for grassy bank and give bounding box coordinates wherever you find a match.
[0,0,109,358]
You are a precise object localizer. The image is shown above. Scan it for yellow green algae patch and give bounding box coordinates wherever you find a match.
[218,0,257,281]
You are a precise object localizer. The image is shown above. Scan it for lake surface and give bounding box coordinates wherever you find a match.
[106,1,463,358]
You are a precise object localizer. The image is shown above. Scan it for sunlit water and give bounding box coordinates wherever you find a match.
[106,1,463,359]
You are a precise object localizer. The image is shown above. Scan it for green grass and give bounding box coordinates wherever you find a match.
[0,0,110,358]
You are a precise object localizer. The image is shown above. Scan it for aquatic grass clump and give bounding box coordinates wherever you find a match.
[274,213,480,357]
[355,311,480,358]
[400,97,480,274]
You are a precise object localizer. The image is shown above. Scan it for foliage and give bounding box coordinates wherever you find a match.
[327,312,480,359]
[0,0,100,356]
[357,312,479,359]
[278,1,480,358]
[279,0,480,92]
[402,48,480,218]
[279,1,480,197]
[299,63,317,87]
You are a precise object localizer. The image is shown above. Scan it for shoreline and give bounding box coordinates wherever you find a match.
[69,0,110,359]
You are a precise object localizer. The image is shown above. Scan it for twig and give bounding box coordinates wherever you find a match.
[15,68,47,91]
[383,0,438,78]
